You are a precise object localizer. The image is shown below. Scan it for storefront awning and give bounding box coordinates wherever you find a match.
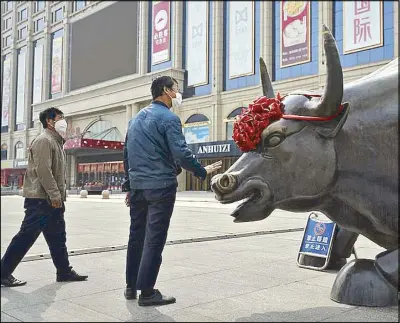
[64,138,124,155]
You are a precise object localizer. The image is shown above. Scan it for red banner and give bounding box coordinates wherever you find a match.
[83,164,90,172]
[90,163,97,173]
[280,1,311,68]
[77,164,84,173]
[104,162,111,172]
[118,161,124,172]
[152,1,170,65]
[111,162,119,172]
[97,163,104,173]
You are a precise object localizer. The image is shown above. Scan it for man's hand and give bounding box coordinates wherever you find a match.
[204,160,223,175]
[50,198,62,208]
[125,192,131,207]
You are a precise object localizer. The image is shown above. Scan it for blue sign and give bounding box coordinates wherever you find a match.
[299,217,336,257]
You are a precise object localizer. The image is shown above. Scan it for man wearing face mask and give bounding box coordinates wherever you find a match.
[123,76,222,306]
[0,107,88,287]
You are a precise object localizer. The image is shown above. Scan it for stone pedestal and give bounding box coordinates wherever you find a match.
[102,190,110,199]
[80,190,88,198]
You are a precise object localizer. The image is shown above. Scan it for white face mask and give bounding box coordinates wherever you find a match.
[171,92,183,108]
[54,119,68,136]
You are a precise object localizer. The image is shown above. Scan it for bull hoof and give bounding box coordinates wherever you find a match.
[330,259,398,306]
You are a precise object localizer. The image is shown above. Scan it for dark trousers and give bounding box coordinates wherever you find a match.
[125,184,177,291]
[1,198,71,278]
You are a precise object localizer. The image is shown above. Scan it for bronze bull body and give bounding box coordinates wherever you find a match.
[211,25,398,307]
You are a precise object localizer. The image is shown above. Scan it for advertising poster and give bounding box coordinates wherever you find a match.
[280,1,311,68]
[183,123,210,144]
[32,43,44,106]
[51,37,63,94]
[186,1,208,86]
[229,1,254,78]
[16,49,26,125]
[152,1,171,65]
[343,1,383,54]
[1,57,11,127]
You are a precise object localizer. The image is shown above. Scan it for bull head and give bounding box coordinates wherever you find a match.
[211,25,350,222]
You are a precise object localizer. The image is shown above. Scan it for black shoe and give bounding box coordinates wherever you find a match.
[56,269,88,282]
[138,289,176,307]
[124,287,137,300]
[1,275,27,287]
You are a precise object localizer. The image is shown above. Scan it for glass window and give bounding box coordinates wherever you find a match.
[4,1,13,12]
[3,35,12,47]
[73,1,86,12]
[3,17,12,30]
[18,26,27,39]
[34,1,45,13]
[34,17,45,32]
[15,142,24,160]
[18,8,28,22]
[52,8,63,23]
[1,144,7,160]
[225,108,243,140]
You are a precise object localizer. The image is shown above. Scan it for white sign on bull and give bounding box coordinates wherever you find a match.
[343,1,383,54]
[228,1,254,78]
[186,1,208,87]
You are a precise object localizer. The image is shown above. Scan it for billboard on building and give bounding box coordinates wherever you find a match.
[51,37,63,94]
[280,1,311,68]
[32,41,44,107]
[228,1,254,78]
[69,1,138,91]
[152,1,171,65]
[1,56,11,127]
[16,48,26,126]
[186,1,209,87]
[183,122,210,144]
[343,1,383,54]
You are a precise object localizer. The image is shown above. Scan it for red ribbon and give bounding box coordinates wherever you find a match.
[232,94,344,152]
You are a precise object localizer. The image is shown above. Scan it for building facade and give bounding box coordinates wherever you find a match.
[1,1,398,191]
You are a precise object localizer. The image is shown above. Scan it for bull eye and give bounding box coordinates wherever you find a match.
[265,133,285,148]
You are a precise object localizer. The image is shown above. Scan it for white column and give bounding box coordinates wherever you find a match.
[260,2,274,77]
[62,2,71,94]
[42,3,52,101]
[211,1,224,141]
[125,104,132,134]
[131,103,140,119]
[394,1,398,60]
[172,1,183,69]
[8,42,18,135]
[24,5,34,132]
[69,155,76,188]
[318,1,334,87]
[138,1,149,75]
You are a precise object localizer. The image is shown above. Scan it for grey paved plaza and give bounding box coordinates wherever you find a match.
[1,194,398,322]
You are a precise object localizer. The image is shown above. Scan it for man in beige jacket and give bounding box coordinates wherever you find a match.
[1,107,88,287]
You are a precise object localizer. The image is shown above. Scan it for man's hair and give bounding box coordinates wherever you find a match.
[39,107,64,129]
[150,76,178,100]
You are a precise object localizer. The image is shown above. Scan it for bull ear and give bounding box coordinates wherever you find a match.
[316,103,350,139]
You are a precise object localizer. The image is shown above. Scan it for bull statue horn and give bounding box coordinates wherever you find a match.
[316,24,344,116]
[259,57,275,98]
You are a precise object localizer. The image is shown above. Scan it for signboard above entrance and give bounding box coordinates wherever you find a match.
[188,140,242,159]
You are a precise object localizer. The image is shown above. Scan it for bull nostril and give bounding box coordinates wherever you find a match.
[215,174,237,194]
[220,175,230,188]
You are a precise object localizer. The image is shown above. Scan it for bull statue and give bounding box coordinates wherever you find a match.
[211,25,398,307]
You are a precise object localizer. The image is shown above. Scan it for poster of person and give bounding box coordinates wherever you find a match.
[183,123,210,144]
[1,57,11,127]
[152,1,170,65]
[51,37,63,94]
[186,1,208,87]
[32,43,44,105]
[280,1,311,68]
[16,50,26,125]
[343,1,383,54]
[229,1,254,78]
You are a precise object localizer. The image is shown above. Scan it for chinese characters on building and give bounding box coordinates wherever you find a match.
[343,1,383,54]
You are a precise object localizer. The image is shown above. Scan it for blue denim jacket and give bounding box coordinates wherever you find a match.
[123,101,207,190]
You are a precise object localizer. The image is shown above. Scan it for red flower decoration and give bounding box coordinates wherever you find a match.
[232,94,284,152]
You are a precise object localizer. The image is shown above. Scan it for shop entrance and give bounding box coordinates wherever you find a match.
[185,157,239,191]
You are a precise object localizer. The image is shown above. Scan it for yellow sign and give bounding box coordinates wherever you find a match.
[1,160,13,169]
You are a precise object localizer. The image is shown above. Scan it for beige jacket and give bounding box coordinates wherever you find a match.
[23,129,67,201]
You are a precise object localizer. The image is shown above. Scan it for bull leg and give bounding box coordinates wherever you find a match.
[326,226,359,270]
[330,248,398,306]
